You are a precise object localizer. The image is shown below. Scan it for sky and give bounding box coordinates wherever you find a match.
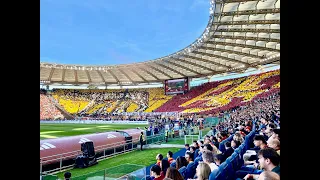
[40,0,210,65]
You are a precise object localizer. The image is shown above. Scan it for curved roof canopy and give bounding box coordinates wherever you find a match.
[40,0,280,86]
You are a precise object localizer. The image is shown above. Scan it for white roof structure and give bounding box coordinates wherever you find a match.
[40,0,280,86]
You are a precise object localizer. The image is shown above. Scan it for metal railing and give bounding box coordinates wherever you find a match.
[40,135,165,175]
[42,163,146,180]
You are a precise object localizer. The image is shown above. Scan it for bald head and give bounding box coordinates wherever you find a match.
[267,139,280,150]
[258,171,280,180]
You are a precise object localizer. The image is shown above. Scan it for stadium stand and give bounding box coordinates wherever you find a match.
[40,90,64,120]
[40,70,280,120]
[156,70,279,115]
[144,91,280,180]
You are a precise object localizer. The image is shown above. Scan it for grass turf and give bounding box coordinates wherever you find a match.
[55,147,181,179]
[40,124,147,140]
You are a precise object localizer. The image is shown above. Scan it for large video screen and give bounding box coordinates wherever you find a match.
[164,78,189,95]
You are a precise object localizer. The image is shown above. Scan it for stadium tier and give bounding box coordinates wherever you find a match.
[40,69,279,120]
[155,70,279,114]
[40,90,64,120]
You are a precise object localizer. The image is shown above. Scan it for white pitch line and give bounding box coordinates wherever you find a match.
[40,131,64,134]
[72,127,93,130]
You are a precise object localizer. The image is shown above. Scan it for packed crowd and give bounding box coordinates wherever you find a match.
[156,70,280,115]
[40,90,64,120]
[40,70,279,122]
[147,93,280,180]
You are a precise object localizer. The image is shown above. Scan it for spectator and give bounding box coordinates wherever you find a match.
[185,152,194,164]
[193,141,200,150]
[270,129,280,141]
[139,132,145,151]
[253,135,268,150]
[64,172,71,180]
[175,156,188,170]
[196,162,211,180]
[267,139,280,155]
[185,144,190,151]
[210,136,219,148]
[231,139,241,150]
[156,154,164,166]
[257,171,280,180]
[203,144,213,152]
[223,141,234,160]
[202,151,218,171]
[165,167,184,180]
[151,165,164,180]
[160,159,170,176]
[243,148,280,179]
[167,151,175,164]
[233,132,244,143]
[214,154,224,166]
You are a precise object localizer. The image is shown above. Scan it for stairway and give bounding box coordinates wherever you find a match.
[48,95,74,119]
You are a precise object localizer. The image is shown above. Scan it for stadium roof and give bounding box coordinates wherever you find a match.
[40,0,280,86]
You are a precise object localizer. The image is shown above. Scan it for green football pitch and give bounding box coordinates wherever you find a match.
[40,123,148,140]
[54,147,181,179]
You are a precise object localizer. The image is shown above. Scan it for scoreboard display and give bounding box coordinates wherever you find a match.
[164,78,189,95]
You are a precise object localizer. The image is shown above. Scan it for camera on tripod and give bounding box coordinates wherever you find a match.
[74,141,98,168]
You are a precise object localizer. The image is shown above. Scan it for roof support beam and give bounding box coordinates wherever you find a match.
[223,0,257,3]
[143,64,173,79]
[171,57,219,73]
[214,8,280,16]
[137,67,160,81]
[85,70,91,83]
[207,41,280,52]
[193,50,253,67]
[97,70,107,83]
[108,70,120,83]
[118,69,135,83]
[62,69,66,82]
[153,61,186,77]
[163,60,202,76]
[215,29,279,33]
[131,69,149,82]
[48,68,54,81]
[200,46,262,59]
[214,20,280,25]
[182,54,232,69]
[212,35,280,43]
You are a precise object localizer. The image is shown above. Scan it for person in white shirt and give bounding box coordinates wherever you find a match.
[202,150,218,172]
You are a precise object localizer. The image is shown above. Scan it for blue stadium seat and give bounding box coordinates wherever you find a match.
[170,161,176,168]
[219,140,227,153]
[178,166,187,179]
[209,168,219,180]
[185,162,197,179]
[215,162,229,180]
[194,149,199,160]
[194,155,203,165]
[227,134,234,142]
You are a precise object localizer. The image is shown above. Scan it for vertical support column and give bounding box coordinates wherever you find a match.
[60,155,63,172]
